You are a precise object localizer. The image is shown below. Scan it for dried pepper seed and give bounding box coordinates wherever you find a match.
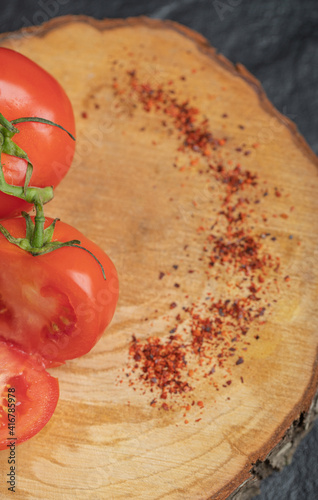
[236,357,244,365]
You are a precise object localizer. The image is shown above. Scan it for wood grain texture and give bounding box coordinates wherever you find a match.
[0,16,318,499]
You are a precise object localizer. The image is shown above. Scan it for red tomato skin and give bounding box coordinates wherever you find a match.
[0,48,76,219]
[0,341,59,450]
[0,217,119,366]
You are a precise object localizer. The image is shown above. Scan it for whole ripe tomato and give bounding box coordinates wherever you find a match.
[0,217,119,366]
[0,48,75,219]
[0,341,59,450]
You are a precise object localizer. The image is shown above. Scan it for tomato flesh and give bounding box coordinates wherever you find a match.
[0,271,77,364]
[0,341,59,450]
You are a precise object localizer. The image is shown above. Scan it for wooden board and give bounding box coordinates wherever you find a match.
[0,16,318,499]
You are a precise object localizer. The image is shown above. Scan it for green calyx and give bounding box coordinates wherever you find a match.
[0,112,106,280]
[0,212,65,255]
[0,213,106,279]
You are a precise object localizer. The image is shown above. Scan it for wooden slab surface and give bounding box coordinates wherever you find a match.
[0,16,318,500]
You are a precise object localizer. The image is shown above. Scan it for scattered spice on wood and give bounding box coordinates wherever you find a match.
[129,335,192,399]
[113,69,294,418]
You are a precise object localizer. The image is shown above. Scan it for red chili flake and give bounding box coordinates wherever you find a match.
[116,69,293,413]
[284,276,290,282]
[115,70,222,158]
[81,111,88,119]
[209,234,270,277]
[129,335,192,399]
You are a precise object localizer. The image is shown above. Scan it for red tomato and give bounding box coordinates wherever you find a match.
[0,217,119,366]
[0,341,59,450]
[0,48,75,219]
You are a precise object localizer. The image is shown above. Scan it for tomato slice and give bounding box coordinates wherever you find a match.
[0,217,119,366]
[0,341,59,450]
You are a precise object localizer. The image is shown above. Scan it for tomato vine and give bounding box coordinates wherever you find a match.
[0,49,118,450]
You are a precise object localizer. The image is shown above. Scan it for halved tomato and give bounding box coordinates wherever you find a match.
[0,216,119,366]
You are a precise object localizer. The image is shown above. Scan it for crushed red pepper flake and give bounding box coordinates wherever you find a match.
[113,70,222,157]
[129,335,192,399]
[114,70,295,414]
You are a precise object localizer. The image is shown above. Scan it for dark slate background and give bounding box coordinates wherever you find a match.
[1,1,317,499]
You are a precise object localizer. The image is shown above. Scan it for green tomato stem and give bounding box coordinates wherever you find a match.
[31,200,45,248]
[0,112,106,278]
[0,143,54,205]
[0,113,19,135]
[11,116,75,141]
